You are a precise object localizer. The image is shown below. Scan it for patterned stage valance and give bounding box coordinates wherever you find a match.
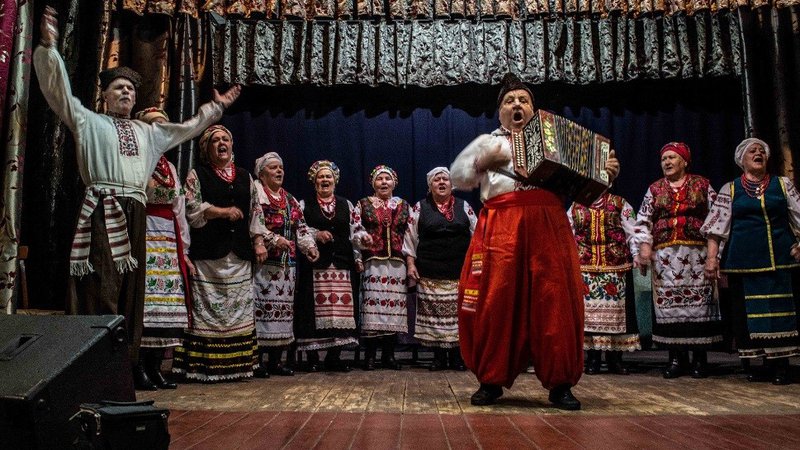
[120,0,798,19]
[211,12,741,86]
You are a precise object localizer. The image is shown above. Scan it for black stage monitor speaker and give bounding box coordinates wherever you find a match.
[0,314,136,449]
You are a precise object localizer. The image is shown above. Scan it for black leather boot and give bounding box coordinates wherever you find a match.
[324,348,351,372]
[690,351,709,379]
[267,348,294,376]
[253,349,270,378]
[772,358,791,385]
[448,348,466,371]
[429,349,447,371]
[132,357,157,391]
[548,384,581,410]
[607,351,629,375]
[381,336,401,370]
[363,340,377,371]
[470,383,503,406]
[146,350,177,389]
[305,350,322,372]
[663,350,685,379]
[585,350,602,375]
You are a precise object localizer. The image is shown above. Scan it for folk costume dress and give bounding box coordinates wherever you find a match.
[355,196,411,336]
[172,164,271,382]
[253,183,316,347]
[450,129,585,390]
[635,174,723,349]
[403,194,477,348]
[33,46,224,360]
[141,158,191,349]
[295,196,368,351]
[568,193,641,352]
[702,176,800,359]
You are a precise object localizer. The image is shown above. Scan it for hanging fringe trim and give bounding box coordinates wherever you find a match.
[70,261,95,277]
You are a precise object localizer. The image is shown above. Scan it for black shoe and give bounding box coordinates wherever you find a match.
[448,349,467,371]
[268,364,294,376]
[363,356,376,371]
[145,353,177,389]
[430,349,447,371]
[381,356,402,370]
[607,351,629,376]
[363,345,377,371]
[305,351,323,372]
[133,364,158,391]
[470,384,503,406]
[663,351,685,379]
[772,359,791,385]
[690,351,708,379]
[548,385,581,411]
[585,350,602,375]
[253,364,270,378]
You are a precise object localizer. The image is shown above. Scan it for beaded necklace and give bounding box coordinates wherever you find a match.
[317,194,336,219]
[741,173,770,198]
[214,163,236,184]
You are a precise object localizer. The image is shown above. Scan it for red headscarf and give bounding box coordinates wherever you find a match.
[660,142,691,164]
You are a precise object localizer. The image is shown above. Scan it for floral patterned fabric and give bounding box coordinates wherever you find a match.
[637,175,715,250]
[356,196,410,262]
[569,192,637,272]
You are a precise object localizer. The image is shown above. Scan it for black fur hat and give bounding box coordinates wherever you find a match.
[497,72,533,107]
[98,66,142,91]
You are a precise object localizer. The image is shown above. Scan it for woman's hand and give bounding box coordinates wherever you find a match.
[636,243,652,276]
[213,85,242,109]
[361,234,373,247]
[704,257,720,280]
[792,243,800,262]
[307,247,320,262]
[407,260,419,283]
[355,260,364,273]
[316,231,334,244]
[40,6,59,48]
[254,243,267,264]
[274,236,292,252]
[184,255,197,277]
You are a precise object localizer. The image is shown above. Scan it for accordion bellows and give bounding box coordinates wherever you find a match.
[511,110,611,206]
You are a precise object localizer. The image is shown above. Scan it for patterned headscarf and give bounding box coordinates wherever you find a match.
[426,167,450,186]
[307,160,340,184]
[370,165,398,186]
[660,142,691,164]
[198,125,233,163]
[735,138,770,169]
[134,107,169,123]
[254,152,283,177]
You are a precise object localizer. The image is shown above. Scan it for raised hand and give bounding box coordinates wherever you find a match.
[40,6,59,48]
[213,85,242,109]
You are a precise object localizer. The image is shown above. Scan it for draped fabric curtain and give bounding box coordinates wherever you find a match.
[738,5,800,180]
[0,0,32,313]
[211,12,742,86]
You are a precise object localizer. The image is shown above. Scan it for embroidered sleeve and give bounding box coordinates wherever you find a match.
[633,189,655,246]
[465,200,477,235]
[33,46,91,133]
[701,182,733,241]
[151,101,223,158]
[450,134,495,191]
[184,169,210,228]
[352,200,365,261]
[781,177,800,240]
[706,182,718,208]
[170,163,191,254]
[291,195,316,254]
[402,201,421,258]
[249,176,276,244]
[620,199,639,257]
[298,199,320,240]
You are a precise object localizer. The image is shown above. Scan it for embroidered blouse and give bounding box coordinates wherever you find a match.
[354,196,410,262]
[255,183,316,265]
[568,192,637,272]
[146,160,190,255]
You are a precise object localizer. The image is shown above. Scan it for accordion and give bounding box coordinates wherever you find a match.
[508,110,612,206]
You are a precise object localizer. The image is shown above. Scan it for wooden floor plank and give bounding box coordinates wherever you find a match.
[185,411,278,450]
[313,412,364,450]
[439,413,480,450]
[509,415,584,450]
[169,410,224,443]
[170,412,247,450]
[236,411,313,450]
[399,413,449,450]
[349,412,402,449]
[282,411,338,450]
[466,414,539,449]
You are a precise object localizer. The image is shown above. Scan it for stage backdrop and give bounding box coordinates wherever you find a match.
[221,77,744,211]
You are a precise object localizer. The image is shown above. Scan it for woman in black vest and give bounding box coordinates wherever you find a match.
[173,125,281,382]
[295,161,372,371]
[404,167,477,370]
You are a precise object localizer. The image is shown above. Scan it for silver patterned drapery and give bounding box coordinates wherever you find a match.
[211,12,742,87]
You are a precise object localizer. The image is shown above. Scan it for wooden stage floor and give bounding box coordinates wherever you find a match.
[140,352,800,449]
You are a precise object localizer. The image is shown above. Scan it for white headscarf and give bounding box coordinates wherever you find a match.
[254,152,283,177]
[426,167,450,186]
[735,138,770,169]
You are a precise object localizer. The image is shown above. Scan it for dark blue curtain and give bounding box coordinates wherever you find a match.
[221,77,744,210]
